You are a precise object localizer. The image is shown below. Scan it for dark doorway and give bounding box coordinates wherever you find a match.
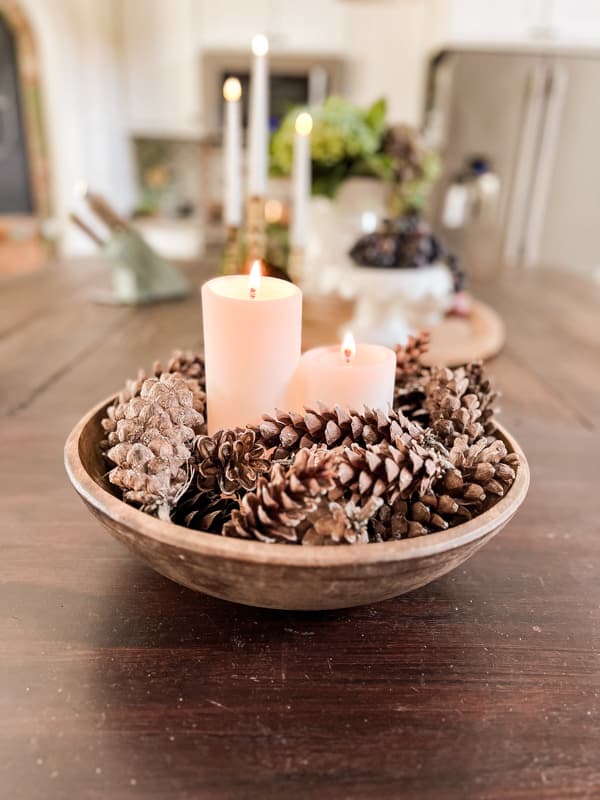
[0,13,33,213]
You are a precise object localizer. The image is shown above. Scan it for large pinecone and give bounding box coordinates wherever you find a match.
[104,374,204,519]
[255,405,426,461]
[191,428,270,495]
[101,355,206,453]
[335,438,452,508]
[440,434,520,521]
[224,448,336,543]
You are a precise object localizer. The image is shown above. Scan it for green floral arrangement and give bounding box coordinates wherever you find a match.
[270,96,440,212]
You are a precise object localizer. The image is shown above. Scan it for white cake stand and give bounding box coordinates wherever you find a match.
[338,262,454,345]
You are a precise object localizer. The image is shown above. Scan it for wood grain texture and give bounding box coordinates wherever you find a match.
[1,258,600,799]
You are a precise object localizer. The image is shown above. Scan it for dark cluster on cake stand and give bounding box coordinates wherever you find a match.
[349,214,466,293]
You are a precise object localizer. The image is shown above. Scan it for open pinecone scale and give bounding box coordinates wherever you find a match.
[100,336,519,545]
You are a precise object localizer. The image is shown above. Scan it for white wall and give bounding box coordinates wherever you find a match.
[18,0,136,255]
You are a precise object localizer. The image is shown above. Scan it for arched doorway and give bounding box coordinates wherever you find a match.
[0,0,51,273]
[0,12,32,212]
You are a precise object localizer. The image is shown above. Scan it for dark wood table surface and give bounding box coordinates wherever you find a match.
[2,259,600,799]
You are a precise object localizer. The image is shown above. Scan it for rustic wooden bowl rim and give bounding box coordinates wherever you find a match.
[65,394,530,568]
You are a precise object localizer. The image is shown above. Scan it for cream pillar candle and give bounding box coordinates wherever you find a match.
[300,333,395,411]
[222,77,242,227]
[290,111,312,248]
[248,34,269,196]
[201,263,302,433]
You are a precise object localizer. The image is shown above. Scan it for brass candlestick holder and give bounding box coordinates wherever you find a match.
[288,246,305,286]
[222,225,241,275]
[245,195,266,261]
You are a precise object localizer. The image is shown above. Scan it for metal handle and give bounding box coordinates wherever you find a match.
[503,63,547,267]
[522,63,568,268]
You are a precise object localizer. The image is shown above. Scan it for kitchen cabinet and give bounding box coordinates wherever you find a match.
[444,0,600,44]
[119,0,201,138]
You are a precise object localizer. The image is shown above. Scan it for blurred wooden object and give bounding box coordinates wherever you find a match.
[69,213,106,247]
[68,191,190,304]
[302,293,505,365]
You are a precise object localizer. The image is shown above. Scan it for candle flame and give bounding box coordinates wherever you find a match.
[223,77,242,102]
[341,332,356,364]
[248,260,262,299]
[251,34,269,56]
[295,111,313,136]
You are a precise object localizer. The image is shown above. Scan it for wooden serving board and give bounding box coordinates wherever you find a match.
[302,294,505,366]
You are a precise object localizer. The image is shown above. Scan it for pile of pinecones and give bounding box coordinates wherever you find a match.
[100,336,519,545]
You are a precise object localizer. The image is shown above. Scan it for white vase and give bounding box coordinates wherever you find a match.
[305,177,389,295]
[334,177,389,253]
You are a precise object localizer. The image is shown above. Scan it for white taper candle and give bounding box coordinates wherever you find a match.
[290,111,313,248]
[222,77,242,227]
[248,34,269,196]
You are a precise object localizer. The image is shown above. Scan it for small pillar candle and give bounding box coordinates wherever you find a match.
[202,263,302,433]
[300,333,395,411]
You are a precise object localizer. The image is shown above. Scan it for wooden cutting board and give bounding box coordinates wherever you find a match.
[302,294,505,366]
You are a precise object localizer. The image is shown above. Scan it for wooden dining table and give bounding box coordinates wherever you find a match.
[1,257,599,799]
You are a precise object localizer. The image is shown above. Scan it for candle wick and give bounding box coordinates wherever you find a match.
[344,349,352,363]
[249,287,257,300]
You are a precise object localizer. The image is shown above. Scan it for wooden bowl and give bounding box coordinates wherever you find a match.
[64,397,530,610]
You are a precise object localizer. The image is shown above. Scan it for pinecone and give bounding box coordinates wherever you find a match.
[173,488,238,533]
[334,438,452,507]
[255,405,426,461]
[462,361,498,434]
[302,497,383,546]
[100,364,163,452]
[370,494,455,541]
[393,333,432,420]
[160,350,206,388]
[191,428,270,495]
[223,447,335,543]
[439,434,520,522]
[395,332,430,381]
[424,366,485,447]
[104,374,204,519]
[101,358,206,454]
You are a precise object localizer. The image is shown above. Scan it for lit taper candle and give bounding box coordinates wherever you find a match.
[222,77,242,227]
[248,34,269,196]
[290,111,313,249]
[201,261,302,433]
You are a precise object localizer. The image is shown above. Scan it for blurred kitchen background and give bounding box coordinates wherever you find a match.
[2,0,600,283]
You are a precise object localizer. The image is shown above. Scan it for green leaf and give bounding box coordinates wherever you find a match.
[363,97,387,138]
[363,153,394,181]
